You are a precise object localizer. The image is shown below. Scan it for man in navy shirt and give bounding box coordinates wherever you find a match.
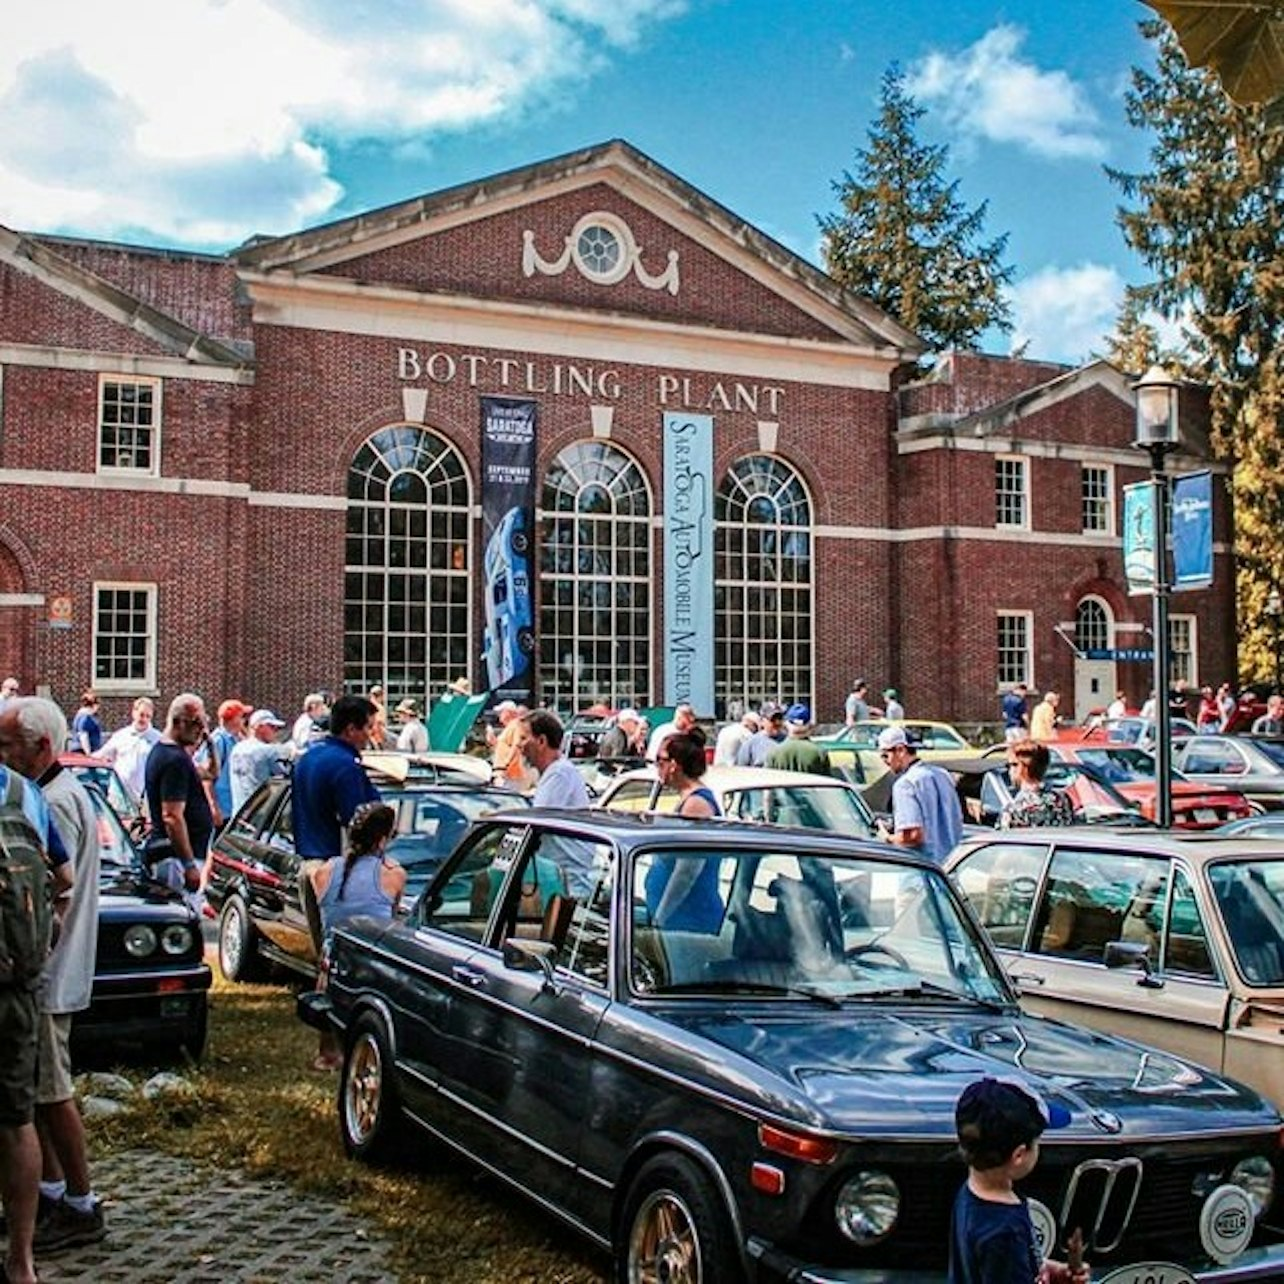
[1001,683,1029,744]
[292,694,380,864]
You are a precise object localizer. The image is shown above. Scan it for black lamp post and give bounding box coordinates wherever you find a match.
[1266,588,1284,694]
[1134,365,1181,828]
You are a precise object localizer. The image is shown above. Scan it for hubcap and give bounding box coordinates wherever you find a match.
[629,1189,701,1284]
[220,906,244,976]
[345,1034,383,1144]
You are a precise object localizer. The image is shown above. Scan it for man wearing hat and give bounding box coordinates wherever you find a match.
[206,698,251,826]
[599,708,642,760]
[394,698,428,753]
[491,700,534,789]
[736,703,787,766]
[876,725,962,865]
[766,704,831,774]
[229,710,294,812]
[882,687,905,720]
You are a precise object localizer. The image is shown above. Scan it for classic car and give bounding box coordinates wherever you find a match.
[818,718,976,756]
[302,810,1284,1282]
[72,780,211,1064]
[206,772,527,982]
[62,750,145,834]
[481,505,534,690]
[1057,716,1198,750]
[1174,735,1284,810]
[979,742,1254,829]
[946,827,1284,1109]
[595,763,878,837]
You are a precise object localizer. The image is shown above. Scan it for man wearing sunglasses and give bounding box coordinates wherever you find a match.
[875,725,962,866]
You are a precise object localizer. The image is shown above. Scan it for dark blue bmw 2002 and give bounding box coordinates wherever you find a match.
[300,810,1284,1283]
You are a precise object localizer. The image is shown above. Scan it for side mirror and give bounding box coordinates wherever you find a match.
[503,937,559,990]
[1103,939,1164,988]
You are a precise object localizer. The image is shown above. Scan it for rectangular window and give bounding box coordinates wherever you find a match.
[1170,615,1197,687]
[92,583,157,691]
[995,456,1028,529]
[1081,464,1114,534]
[98,376,160,474]
[997,612,1032,687]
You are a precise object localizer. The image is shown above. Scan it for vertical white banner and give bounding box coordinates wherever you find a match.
[662,412,715,710]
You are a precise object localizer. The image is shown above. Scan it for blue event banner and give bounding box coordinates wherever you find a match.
[1122,480,1158,597]
[662,412,715,711]
[1172,469,1213,592]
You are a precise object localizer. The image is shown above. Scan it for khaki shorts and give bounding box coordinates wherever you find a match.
[36,1011,74,1105]
[0,983,39,1126]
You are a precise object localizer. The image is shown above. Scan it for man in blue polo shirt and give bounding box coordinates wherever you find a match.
[292,694,380,864]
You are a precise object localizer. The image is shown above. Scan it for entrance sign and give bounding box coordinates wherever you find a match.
[662,412,715,711]
[1172,469,1213,591]
[1123,480,1158,596]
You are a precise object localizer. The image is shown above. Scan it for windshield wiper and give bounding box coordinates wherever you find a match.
[853,980,1010,1012]
[654,980,843,1007]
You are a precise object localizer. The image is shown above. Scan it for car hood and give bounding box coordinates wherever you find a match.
[98,864,194,918]
[652,1005,1277,1137]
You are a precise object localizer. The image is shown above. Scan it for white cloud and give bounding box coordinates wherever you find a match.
[907,25,1105,160]
[0,0,684,245]
[1008,263,1125,364]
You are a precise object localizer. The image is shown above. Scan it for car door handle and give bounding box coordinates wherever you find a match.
[452,965,487,989]
[1009,971,1046,987]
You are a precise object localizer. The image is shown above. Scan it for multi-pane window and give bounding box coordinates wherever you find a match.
[93,583,156,690]
[1170,615,1197,686]
[995,456,1028,528]
[1075,598,1110,654]
[98,377,160,473]
[1081,464,1113,534]
[715,455,813,717]
[344,426,471,704]
[997,612,1032,687]
[538,441,651,711]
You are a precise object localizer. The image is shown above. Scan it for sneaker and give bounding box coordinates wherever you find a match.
[32,1197,106,1253]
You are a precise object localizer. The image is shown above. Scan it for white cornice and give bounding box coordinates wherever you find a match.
[0,343,254,385]
[238,271,898,391]
[895,433,1223,472]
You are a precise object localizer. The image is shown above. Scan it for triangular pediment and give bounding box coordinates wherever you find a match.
[0,226,248,368]
[234,140,925,358]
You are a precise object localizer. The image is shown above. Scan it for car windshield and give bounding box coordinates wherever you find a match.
[721,784,876,837]
[1208,859,1284,986]
[86,788,139,870]
[1043,763,1149,824]
[1250,739,1284,769]
[1073,747,1158,784]
[630,846,1011,1005]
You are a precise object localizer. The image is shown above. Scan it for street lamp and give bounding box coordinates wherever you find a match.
[1266,588,1283,693]
[1134,364,1182,828]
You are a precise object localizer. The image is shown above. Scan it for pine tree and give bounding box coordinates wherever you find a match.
[819,66,1013,353]
[1100,288,1183,376]
[1109,19,1284,683]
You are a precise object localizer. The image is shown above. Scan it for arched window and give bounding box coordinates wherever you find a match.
[1075,597,1112,654]
[344,426,471,702]
[715,456,813,717]
[539,441,652,710]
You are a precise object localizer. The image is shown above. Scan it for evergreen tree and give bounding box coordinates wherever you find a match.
[819,66,1013,352]
[1100,288,1184,376]
[1109,19,1284,683]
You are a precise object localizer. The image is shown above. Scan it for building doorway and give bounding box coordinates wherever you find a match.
[0,544,33,688]
[1073,597,1116,721]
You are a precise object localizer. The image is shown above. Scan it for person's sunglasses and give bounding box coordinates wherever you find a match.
[656,755,672,763]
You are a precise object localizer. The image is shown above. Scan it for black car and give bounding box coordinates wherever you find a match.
[206,774,527,983]
[71,781,211,1063]
[301,809,1284,1282]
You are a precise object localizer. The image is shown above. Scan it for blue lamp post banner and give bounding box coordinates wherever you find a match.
[1171,469,1213,592]
[1122,480,1158,596]
[662,412,715,710]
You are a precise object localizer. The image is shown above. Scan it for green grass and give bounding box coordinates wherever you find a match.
[87,975,606,1283]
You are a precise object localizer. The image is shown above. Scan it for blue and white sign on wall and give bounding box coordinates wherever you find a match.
[1122,480,1158,596]
[662,412,715,711]
[1172,469,1214,592]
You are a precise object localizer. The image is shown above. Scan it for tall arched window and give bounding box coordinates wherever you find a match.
[539,441,652,710]
[715,455,813,717]
[1075,597,1112,654]
[344,425,471,702]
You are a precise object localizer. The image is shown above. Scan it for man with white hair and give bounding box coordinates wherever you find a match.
[144,694,213,892]
[291,693,329,750]
[714,710,759,766]
[598,708,642,760]
[0,676,20,714]
[99,697,161,802]
[0,697,105,1253]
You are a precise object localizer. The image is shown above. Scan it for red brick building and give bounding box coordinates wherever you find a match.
[0,141,1235,728]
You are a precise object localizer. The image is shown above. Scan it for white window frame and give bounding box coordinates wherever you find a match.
[97,374,162,477]
[997,610,1034,689]
[1170,614,1198,687]
[1081,463,1115,536]
[995,455,1029,530]
[92,581,158,693]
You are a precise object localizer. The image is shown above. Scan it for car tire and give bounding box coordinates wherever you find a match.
[217,895,268,983]
[511,529,529,554]
[340,1014,404,1165]
[616,1152,741,1284]
[517,626,535,655]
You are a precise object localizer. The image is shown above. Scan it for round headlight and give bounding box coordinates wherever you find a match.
[123,924,158,957]
[834,1170,900,1245]
[1230,1156,1275,1217]
[161,924,192,955]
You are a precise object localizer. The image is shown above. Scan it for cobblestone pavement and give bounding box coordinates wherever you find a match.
[36,1149,399,1283]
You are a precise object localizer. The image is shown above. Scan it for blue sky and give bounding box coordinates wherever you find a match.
[1,0,1168,362]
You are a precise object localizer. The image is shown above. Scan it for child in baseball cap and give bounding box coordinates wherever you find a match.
[949,1077,1086,1284]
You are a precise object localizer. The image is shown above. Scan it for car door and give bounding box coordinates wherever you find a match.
[444,828,613,1213]
[209,781,291,936]
[1003,842,1230,1072]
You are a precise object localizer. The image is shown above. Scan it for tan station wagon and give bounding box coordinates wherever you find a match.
[946,829,1284,1108]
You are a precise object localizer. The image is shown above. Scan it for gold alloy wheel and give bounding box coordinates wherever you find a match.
[628,1188,702,1284]
[344,1032,384,1145]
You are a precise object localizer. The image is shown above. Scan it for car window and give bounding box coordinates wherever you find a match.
[269,791,294,852]
[230,782,280,839]
[1250,739,1284,769]
[1181,739,1245,775]
[950,842,1047,949]
[733,785,875,836]
[1208,860,1284,986]
[601,779,658,813]
[825,748,868,786]
[419,824,524,943]
[1164,866,1216,979]
[559,846,615,989]
[1030,847,1171,964]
